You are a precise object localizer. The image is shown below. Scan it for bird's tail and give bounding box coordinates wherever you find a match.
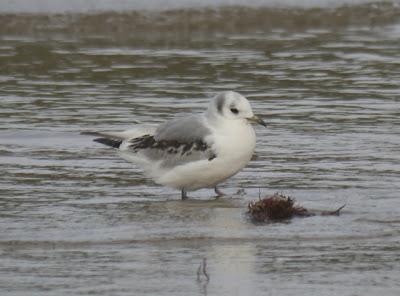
[93,137,123,148]
[81,127,157,149]
[81,131,123,148]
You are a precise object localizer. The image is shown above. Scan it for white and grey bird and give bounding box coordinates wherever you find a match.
[85,91,266,199]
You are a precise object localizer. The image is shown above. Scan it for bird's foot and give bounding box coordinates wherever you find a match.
[214,186,226,198]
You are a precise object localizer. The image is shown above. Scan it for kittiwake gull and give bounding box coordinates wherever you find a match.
[84,91,266,199]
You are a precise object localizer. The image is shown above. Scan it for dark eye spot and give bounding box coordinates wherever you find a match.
[230,108,239,114]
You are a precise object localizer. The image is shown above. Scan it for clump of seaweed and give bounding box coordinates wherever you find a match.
[248,193,345,223]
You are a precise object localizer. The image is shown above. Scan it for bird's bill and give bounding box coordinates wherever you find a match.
[247,115,267,127]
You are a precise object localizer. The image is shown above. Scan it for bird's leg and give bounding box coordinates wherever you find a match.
[181,188,188,200]
[214,186,225,198]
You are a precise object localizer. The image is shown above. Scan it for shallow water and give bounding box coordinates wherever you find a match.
[1,1,400,295]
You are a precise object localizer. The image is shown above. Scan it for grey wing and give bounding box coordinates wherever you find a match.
[155,115,211,142]
[126,115,216,168]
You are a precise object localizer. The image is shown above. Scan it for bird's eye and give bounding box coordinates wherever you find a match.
[230,108,239,114]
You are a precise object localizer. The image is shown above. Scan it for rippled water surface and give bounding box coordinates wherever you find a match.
[1,2,400,295]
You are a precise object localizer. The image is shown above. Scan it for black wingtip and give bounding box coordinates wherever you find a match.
[81,131,101,136]
[94,137,122,148]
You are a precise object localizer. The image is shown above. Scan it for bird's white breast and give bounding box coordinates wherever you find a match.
[211,120,256,175]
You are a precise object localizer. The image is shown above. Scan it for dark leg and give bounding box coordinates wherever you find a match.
[214,186,225,198]
[181,188,188,200]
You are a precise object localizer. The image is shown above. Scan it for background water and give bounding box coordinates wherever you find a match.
[1,1,400,295]
[0,0,383,13]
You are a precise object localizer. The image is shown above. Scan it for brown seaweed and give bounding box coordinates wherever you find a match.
[248,193,345,223]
